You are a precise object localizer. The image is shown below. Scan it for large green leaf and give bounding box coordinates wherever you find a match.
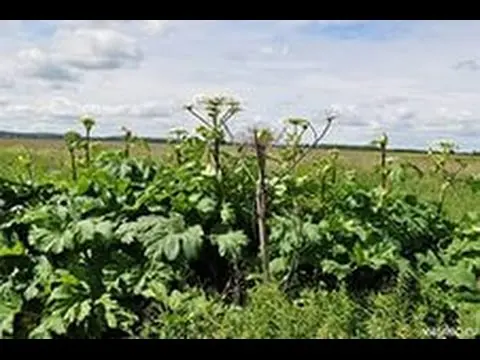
[0,281,23,338]
[0,237,25,257]
[188,193,216,214]
[24,256,54,301]
[95,294,138,332]
[220,202,235,224]
[426,261,477,291]
[29,314,66,339]
[321,259,351,280]
[181,226,204,260]
[163,234,181,261]
[74,218,114,245]
[29,227,75,254]
[132,262,174,302]
[120,215,204,262]
[210,231,248,260]
[31,271,93,337]
[269,257,288,275]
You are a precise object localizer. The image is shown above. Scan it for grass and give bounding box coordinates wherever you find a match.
[0,137,478,221]
[148,283,433,339]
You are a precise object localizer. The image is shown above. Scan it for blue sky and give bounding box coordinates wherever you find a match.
[0,20,480,150]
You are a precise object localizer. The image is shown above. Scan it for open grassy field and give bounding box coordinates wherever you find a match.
[0,137,478,221]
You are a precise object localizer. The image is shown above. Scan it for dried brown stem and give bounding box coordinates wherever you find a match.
[254,129,271,282]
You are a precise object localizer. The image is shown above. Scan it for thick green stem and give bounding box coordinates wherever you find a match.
[69,149,77,181]
[380,141,387,189]
[85,129,91,166]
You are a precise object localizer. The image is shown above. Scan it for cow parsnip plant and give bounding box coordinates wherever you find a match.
[0,96,479,339]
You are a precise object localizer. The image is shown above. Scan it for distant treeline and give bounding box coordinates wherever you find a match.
[0,130,478,156]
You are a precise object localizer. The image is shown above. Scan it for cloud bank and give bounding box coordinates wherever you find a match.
[0,20,479,150]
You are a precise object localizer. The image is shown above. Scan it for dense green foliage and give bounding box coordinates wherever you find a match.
[0,97,479,339]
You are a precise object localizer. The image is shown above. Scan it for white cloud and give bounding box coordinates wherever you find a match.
[17,47,81,83]
[0,20,480,150]
[0,75,14,89]
[52,27,143,71]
